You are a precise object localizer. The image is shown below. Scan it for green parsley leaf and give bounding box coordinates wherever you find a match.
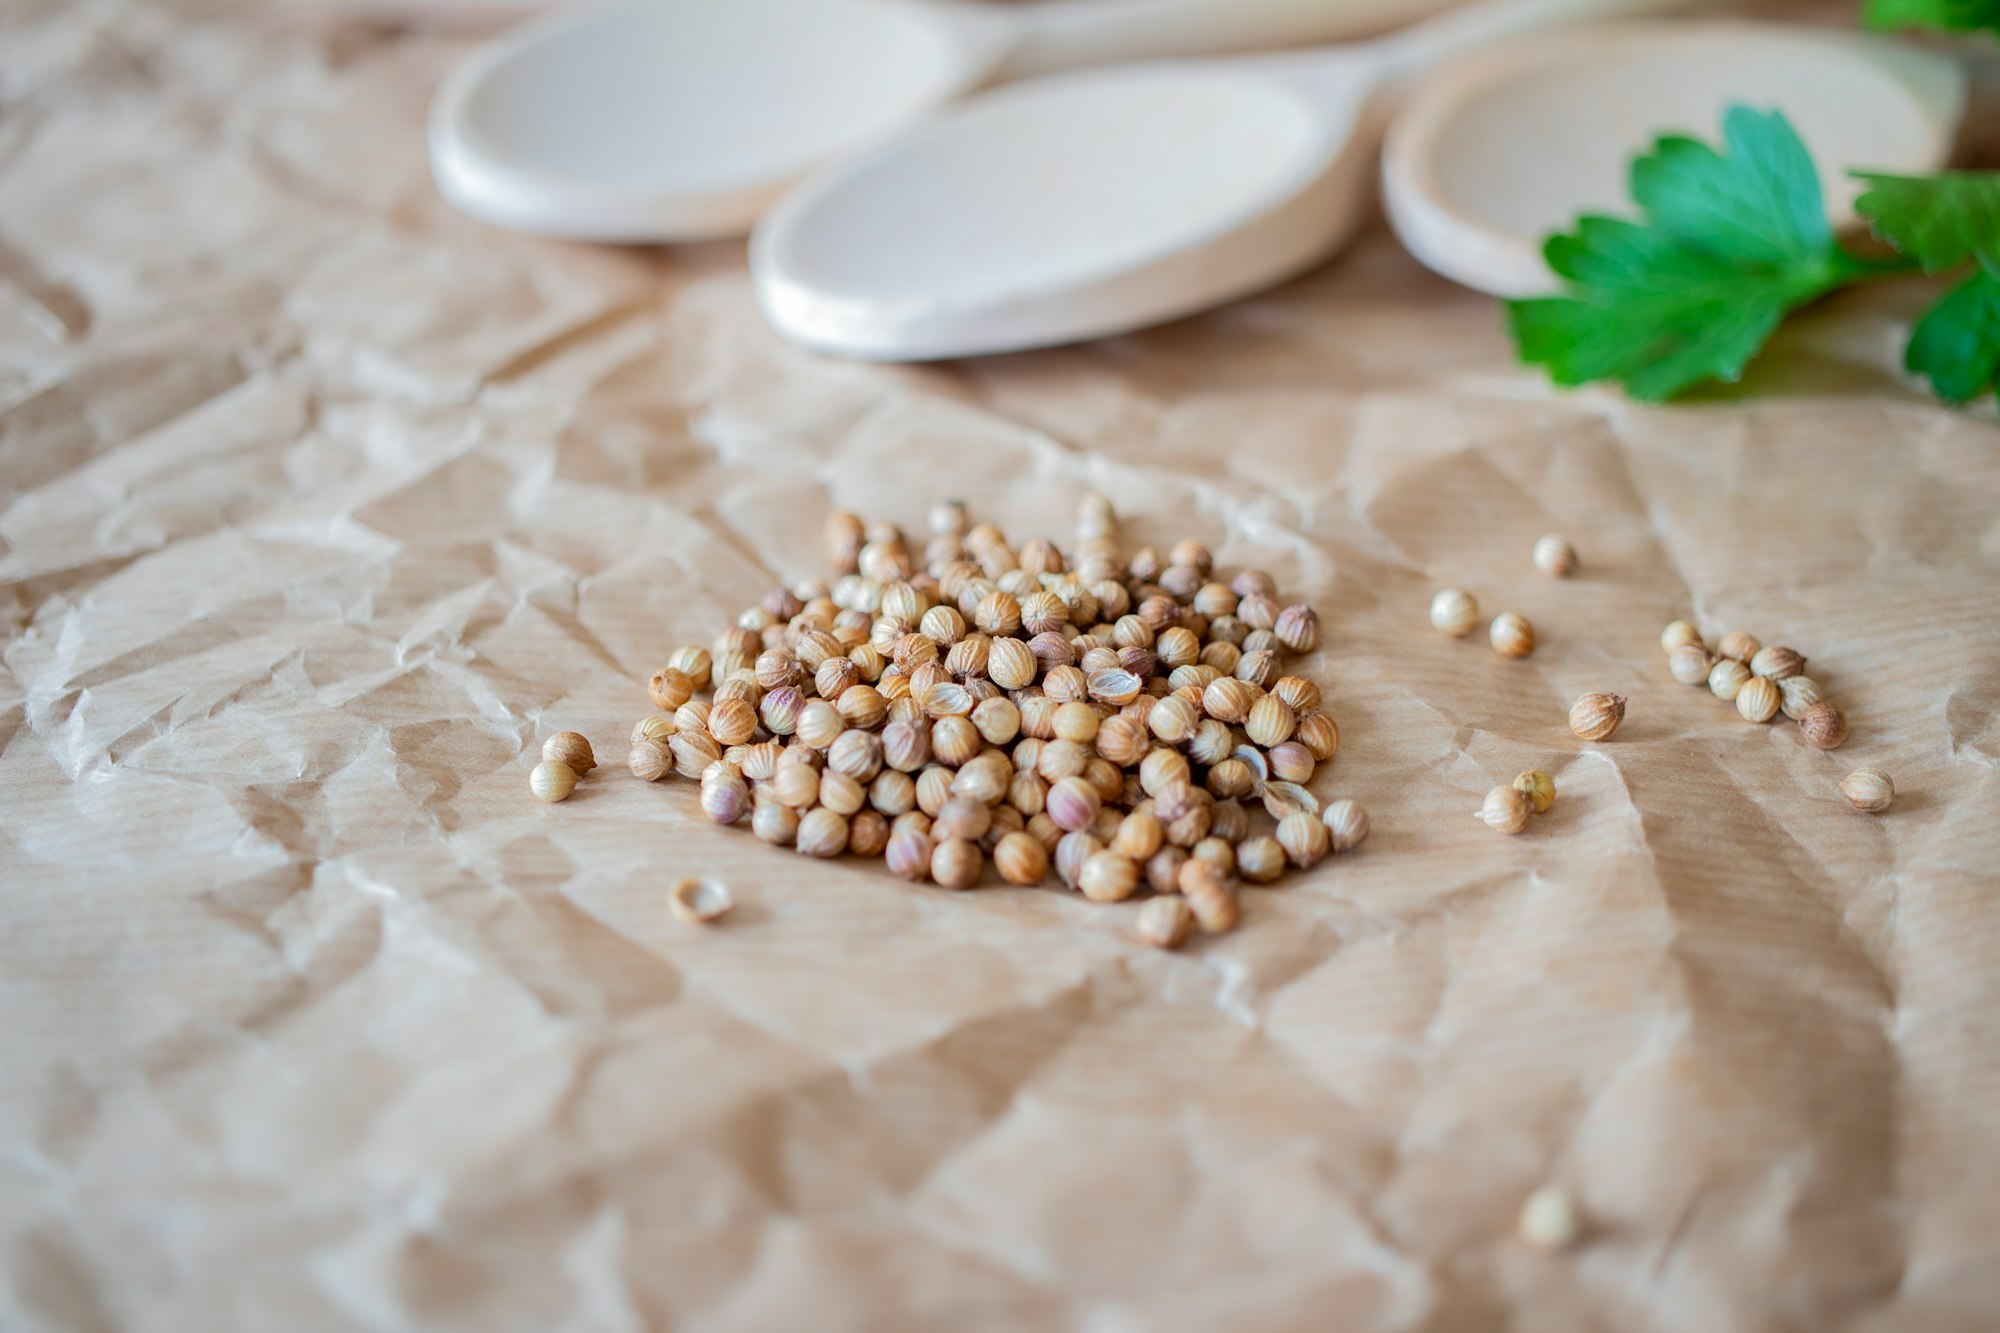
[1506,107,1879,402]
[1851,171,2000,271]
[1863,0,2000,37]
[1903,268,2000,403]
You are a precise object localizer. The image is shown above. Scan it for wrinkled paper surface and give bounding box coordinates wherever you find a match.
[4,3,2000,1330]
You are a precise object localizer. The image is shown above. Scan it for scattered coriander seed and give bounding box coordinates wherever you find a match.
[670,730,723,779]
[886,830,933,881]
[1277,811,1331,868]
[1735,675,1781,723]
[1296,713,1340,762]
[1568,692,1626,741]
[1716,631,1761,664]
[1479,784,1532,834]
[1245,694,1297,748]
[1707,658,1750,702]
[931,837,984,888]
[649,667,694,711]
[1322,799,1369,851]
[708,697,758,746]
[1512,771,1555,814]
[1839,768,1894,813]
[1430,587,1480,637]
[631,715,677,746]
[796,808,850,858]
[1660,620,1702,653]
[1532,534,1578,578]
[1668,644,1714,685]
[530,760,579,803]
[1267,741,1315,785]
[628,740,672,782]
[1236,835,1286,882]
[542,732,596,774]
[753,800,799,846]
[1192,836,1236,876]
[670,878,732,925]
[1779,676,1823,721]
[701,771,751,824]
[1750,645,1806,680]
[1798,701,1849,749]
[667,645,713,691]
[993,830,1050,885]
[1273,604,1319,653]
[1489,611,1535,659]
[1136,896,1196,949]
[1519,1185,1582,1251]
[1079,851,1141,902]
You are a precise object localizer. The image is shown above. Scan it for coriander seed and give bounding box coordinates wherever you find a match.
[1717,631,1760,664]
[1660,620,1702,653]
[1489,612,1535,659]
[993,831,1049,885]
[1296,713,1340,761]
[530,760,578,803]
[1735,675,1781,723]
[1277,812,1331,869]
[1668,644,1714,686]
[1055,832,1104,890]
[1750,645,1805,680]
[1323,799,1369,850]
[1479,784,1532,834]
[1267,741,1314,785]
[628,740,672,782]
[708,697,757,746]
[1274,604,1319,653]
[1568,692,1625,741]
[1245,694,1297,747]
[886,830,933,881]
[1079,851,1140,902]
[753,800,799,846]
[1707,657,1751,702]
[1511,771,1555,815]
[1136,896,1196,949]
[631,716,677,746]
[795,808,850,859]
[542,732,596,775]
[1532,534,1577,578]
[1430,588,1479,637]
[1839,768,1893,812]
[1519,1186,1582,1251]
[649,667,694,711]
[1236,836,1286,883]
[931,837,984,888]
[700,771,750,824]
[1798,701,1849,749]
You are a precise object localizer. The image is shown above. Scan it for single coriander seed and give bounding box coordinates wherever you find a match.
[1735,675,1781,723]
[530,760,579,803]
[1668,644,1714,686]
[931,837,985,889]
[1512,771,1555,815]
[1717,631,1761,664]
[1660,620,1701,654]
[1079,850,1141,902]
[1798,701,1849,750]
[1489,611,1535,659]
[1479,784,1532,834]
[1568,692,1625,741]
[542,731,596,774]
[628,740,672,782]
[1322,799,1370,851]
[1779,676,1823,721]
[1707,658,1751,703]
[1136,896,1196,949]
[1235,835,1286,882]
[1839,768,1894,813]
[1532,534,1578,578]
[1750,645,1806,681]
[1430,587,1479,637]
[993,831,1050,885]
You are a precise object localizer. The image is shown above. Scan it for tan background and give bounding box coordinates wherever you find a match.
[4,2,2000,1330]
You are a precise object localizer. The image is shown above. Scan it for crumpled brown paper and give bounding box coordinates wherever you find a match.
[4,2,1999,1330]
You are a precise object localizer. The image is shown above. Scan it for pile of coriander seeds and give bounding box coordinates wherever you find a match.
[626,495,1367,946]
[1660,621,1847,747]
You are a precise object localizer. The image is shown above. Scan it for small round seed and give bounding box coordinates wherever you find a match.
[1798,701,1849,749]
[931,837,984,889]
[541,732,596,774]
[1489,612,1535,659]
[993,830,1050,884]
[1839,768,1893,813]
[1479,784,1532,834]
[1079,851,1140,902]
[1568,692,1625,741]
[1735,675,1781,723]
[1322,799,1370,850]
[1430,588,1479,637]
[1717,631,1761,664]
[1532,534,1577,578]
[1511,772,1555,815]
[530,760,578,803]
[1660,620,1702,653]
[796,808,850,858]
[1276,812,1331,869]
[1136,896,1196,949]
[1235,835,1286,883]
[1668,644,1714,686]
